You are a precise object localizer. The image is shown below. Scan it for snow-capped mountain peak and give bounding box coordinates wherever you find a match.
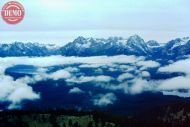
[126,35,150,55]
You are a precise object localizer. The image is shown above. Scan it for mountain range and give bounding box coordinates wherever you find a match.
[0,35,190,59]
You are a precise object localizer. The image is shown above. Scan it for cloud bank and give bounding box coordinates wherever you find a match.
[0,55,190,109]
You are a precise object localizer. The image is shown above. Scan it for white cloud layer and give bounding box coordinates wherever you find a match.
[158,76,190,90]
[158,59,190,75]
[0,55,142,68]
[137,60,160,70]
[49,70,72,80]
[0,75,40,109]
[130,79,154,94]
[162,90,190,98]
[157,58,190,97]
[1,55,190,109]
[67,75,113,83]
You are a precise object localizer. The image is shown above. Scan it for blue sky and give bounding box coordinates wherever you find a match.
[0,0,189,45]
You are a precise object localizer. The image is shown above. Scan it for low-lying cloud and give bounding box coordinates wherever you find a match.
[67,75,113,83]
[117,73,134,82]
[69,87,84,94]
[0,55,190,109]
[93,93,117,107]
[158,59,190,75]
[0,75,40,109]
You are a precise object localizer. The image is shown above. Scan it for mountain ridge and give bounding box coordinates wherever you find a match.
[0,35,190,59]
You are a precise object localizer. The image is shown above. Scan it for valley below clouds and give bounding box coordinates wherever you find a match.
[0,55,190,110]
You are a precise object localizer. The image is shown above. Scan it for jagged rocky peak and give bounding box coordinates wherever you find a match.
[73,36,87,44]
[147,40,160,46]
[69,36,93,49]
[166,37,190,50]
[128,34,144,41]
[127,35,145,45]
[125,35,150,54]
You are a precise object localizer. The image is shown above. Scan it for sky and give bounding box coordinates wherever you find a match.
[0,0,190,45]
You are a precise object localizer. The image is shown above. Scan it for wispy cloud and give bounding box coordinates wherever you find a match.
[93,93,117,107]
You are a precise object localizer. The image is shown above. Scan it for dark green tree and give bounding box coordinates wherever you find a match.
[87,121,94,127]
[68,119,73,127]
